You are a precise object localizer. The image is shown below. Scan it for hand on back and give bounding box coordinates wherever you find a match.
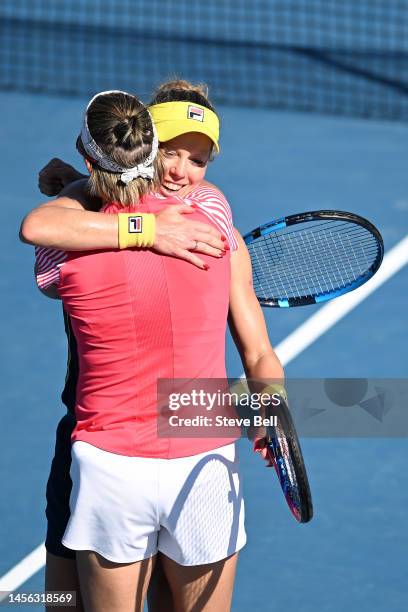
[39,158,86,196]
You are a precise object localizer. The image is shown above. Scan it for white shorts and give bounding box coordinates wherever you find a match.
[62,441,246,565]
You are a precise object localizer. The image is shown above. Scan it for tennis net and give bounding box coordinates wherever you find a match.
[1,0,408,120]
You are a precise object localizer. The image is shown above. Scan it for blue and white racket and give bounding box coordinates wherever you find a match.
[244,210,384,308]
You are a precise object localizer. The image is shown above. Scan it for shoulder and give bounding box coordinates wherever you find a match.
[187,182,231,209]
[185,182,234,223]
[185,182,238,251]
[58,179,102,211]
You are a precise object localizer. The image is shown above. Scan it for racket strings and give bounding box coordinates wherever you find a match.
[249,220,380,300]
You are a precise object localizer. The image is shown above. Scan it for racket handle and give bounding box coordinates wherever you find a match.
[261,383,288,402]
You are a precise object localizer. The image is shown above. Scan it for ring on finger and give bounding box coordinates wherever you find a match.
[193,240,199,251]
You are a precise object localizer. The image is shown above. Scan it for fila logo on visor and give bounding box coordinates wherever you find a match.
[187,105,204,122]
[128,216,142,233]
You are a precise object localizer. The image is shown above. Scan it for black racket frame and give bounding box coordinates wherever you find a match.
[265,397,314,523]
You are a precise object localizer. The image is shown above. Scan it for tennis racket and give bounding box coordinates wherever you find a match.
[244,210,384,307]
[260,390,313,523]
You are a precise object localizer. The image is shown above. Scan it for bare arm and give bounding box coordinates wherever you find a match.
[21,162,227,268]
[228,230,284,443]
[20,179,121,250]
[228,231,284,383]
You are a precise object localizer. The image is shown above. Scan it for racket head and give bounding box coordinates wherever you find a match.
[244,210,384,308]
[265,396,313,523]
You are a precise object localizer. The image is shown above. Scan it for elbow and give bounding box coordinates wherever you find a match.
[262,350,285,379]
[19,213,41,245]
[243,348,285,381]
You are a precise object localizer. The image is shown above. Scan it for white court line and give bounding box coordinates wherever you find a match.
[275,235,408,366]
[0,235,407,593]
[0,543,46,598]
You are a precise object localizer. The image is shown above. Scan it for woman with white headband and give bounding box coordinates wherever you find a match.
[22,84,284,612]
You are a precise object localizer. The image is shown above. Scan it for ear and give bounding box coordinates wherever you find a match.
[85,159,93,173]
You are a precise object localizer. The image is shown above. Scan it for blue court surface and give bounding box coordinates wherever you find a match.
[1,90,407,611]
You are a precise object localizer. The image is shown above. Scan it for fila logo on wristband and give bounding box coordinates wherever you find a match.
[128,216,143,233]
[187,105,204,122]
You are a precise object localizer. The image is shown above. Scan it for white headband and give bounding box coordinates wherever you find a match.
[80,90,159,184]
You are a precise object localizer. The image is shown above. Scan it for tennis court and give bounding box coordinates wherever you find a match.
[1,1,407,610]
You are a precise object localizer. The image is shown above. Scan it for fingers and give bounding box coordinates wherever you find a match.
[172,206,228,249]
[172,248,209,270]
[193,232,228,253]
[155,205,229,258]
[177,204,195,214]
[38,178,65,196]
[247,425,268,442]
[38,158,77,196]
[38,158,67,178]
[154,205,230,262]
[39,157,63,172]
[196,226,228,251]
[190,240,228,259]
[253,436,272,462]
[39,159,65,196]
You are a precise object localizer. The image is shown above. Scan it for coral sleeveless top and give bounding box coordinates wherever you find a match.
[53,193,237,458]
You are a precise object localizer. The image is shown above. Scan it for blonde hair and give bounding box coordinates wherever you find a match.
[150,79,216,112]
[85,152,164,206]
[78,91,164,206]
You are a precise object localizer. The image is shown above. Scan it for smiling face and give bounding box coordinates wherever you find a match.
[159,132,213,198]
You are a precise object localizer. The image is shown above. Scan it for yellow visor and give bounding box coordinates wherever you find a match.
[149,101,220,152]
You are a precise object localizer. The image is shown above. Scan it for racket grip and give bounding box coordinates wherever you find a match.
[261,383,288,402]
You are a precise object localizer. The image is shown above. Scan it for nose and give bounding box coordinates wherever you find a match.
[169,157,186,179]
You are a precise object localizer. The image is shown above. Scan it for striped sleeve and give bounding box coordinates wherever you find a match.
[184,185,238,251]
[35,246,67,290]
